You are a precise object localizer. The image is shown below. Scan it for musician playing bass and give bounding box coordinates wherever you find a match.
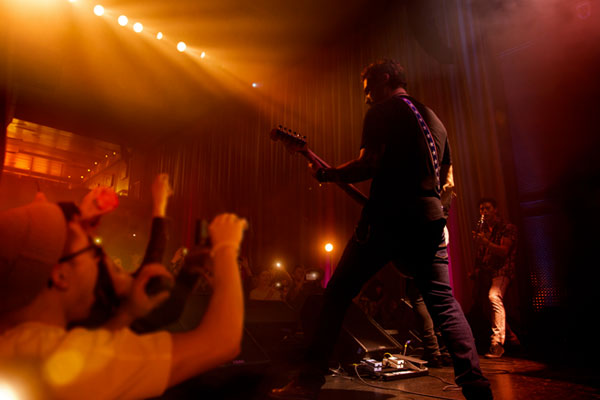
[472,197,519,359]
[270,59,492,400]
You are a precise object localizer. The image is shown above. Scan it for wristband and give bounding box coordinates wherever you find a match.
[210,241,240,257]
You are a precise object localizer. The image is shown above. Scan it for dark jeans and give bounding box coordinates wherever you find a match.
[406,277,441,357]
[300,218,490,397]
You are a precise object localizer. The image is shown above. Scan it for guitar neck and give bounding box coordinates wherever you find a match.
[299,148,368,206]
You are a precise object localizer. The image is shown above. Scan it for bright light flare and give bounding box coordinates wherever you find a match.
[325,243,333,252]
[93,5,104,16]
[177,41,186,52]
[94,237,102,245]
[156,32,163,40]
[274,261,282,269]
[117,15,128,26]
[133,22,143,33]
[200,51,206,58]
[0,381,20,400]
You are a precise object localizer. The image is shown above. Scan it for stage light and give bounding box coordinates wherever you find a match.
[274,261,283,269]
[252,82,258,88]
[0,381,20,400]
[325,243,333,252]
[94,237,102,245]
[87,168,91,172]
[133,22,143,33]
[93,5,104,16]
[200,51,206,59]
[104,154,108,158]
[94,161,98,165]
[177,41,186,52]
[68,0,76,3]
[306,271,320,281]
[156,32,163,40]
[112,151,116,155]
[132,233,136,237]
[117,15,128,26]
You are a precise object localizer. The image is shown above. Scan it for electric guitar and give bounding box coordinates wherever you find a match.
[270,126,368,205]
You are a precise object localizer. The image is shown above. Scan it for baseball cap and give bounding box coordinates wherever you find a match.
[0,201,68,315]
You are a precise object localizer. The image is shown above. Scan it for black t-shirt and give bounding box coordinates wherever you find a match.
[360,94,450,223]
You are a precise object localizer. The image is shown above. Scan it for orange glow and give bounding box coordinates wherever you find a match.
[43,350,84,386]
[200,51,206,59]
[156,32,163,40]
[6,153,33,171]
[117,15,128,26]
[133,22,143,33]
[177,41,186,52]
[31,158,49,174]
[48,160,62,177]
[324,243,333,252]
[93,5,104,16]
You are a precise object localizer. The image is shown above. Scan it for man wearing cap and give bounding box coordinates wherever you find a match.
[0,199,248,399]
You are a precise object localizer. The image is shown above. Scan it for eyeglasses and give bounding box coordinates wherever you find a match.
[58,243,104,264]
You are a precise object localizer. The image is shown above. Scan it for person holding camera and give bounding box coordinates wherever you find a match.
[0,194,248,399]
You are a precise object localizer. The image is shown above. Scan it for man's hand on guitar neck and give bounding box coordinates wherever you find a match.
[308,162,331,183]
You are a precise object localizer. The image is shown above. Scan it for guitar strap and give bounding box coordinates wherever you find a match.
[401,97,441,195]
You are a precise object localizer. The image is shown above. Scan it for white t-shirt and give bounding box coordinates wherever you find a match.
[0,322,172,399]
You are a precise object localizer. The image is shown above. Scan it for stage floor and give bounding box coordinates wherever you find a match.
[317,357,599,400]
[159,354,600,399]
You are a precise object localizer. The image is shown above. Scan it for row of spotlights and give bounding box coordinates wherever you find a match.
[86,2,255,86]
[91,4,187,51]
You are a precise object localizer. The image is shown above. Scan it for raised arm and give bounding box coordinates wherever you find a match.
[141,173,174,267]
[167,213,247,387]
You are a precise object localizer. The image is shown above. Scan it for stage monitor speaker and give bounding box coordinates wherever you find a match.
[221,328,270,369]
[301,294,402,365]
[244,300,300,359]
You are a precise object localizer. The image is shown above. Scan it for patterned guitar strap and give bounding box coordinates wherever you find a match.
[401,96,441,195]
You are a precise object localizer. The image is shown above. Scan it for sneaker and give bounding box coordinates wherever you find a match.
[269,379,320,400]
[462,381,494,400]
[484,343,504,358]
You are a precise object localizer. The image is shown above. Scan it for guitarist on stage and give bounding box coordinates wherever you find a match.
[472,197,518,359]
[270,59,492,400]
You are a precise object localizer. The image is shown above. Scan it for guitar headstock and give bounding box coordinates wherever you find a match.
[270,126,307,153]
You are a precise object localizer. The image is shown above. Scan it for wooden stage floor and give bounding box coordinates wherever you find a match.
[158,353,600,399]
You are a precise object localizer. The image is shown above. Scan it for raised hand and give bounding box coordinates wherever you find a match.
[208,213,248,256]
